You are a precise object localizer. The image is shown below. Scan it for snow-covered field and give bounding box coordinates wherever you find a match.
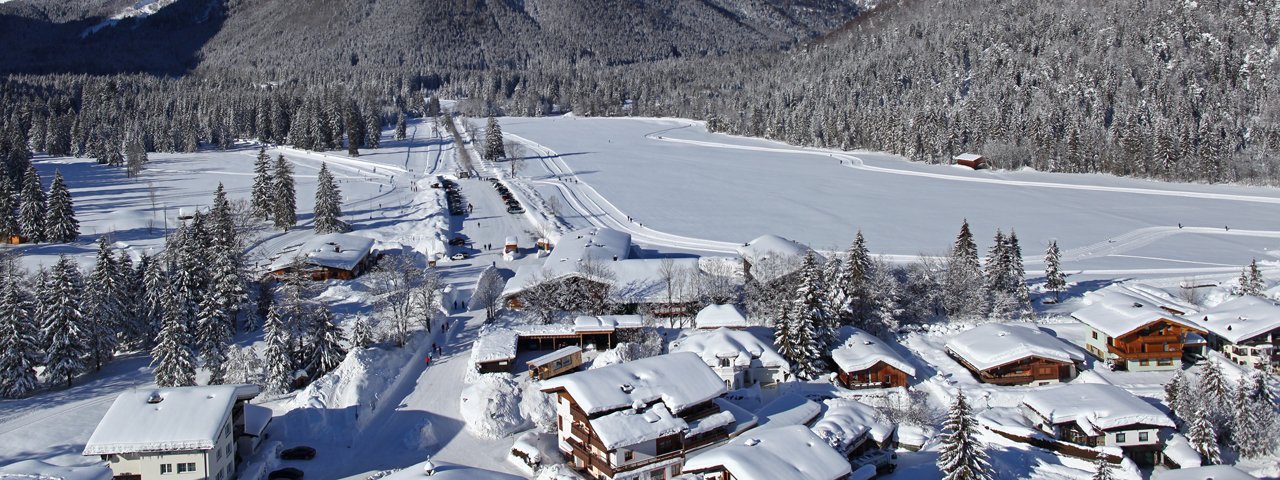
[500,116,1280,277]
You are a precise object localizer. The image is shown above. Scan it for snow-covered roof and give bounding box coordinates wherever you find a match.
[683,424,852,480]
[811,398,895,453]
[953,153,983,161]
[672,328,790,373]
[945,323,1083,372]
[713,398,759,436]
[0,460,112,480]
[1073,284,1204,338]
[268,233,375,272]
[83,384,261,455]
[528,346,581,368]
[1022,383,1174,435]
[1162,433,1202,469]
[831,327,916,377]
[1154,466,1258,480]
[737,234,813,264]
[1196,295,1280,344]
[695,304,750,329]
[540,352,726,415]
[379,460,524,480]
[472,319,641,364]
[591,402,688,450]
[551,227,633,263]
[502,258,700,303]
[573,315,643,332]
[504,236,518,245]
[755,393,821,429]
[242,404,272,438]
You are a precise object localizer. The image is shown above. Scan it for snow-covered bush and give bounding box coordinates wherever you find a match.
[460,373,528,439]
[520,381,557,433]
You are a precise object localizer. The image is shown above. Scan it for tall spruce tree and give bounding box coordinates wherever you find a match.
[0,178,19,240]
[1044,240,1066,300]
[944,220,984,319]
[195,292,232,385]
[794,250,836,357]
[85,237,122,371]
[40,255,86,388]
[394,112,407,141]
[1005,231,1030,317]
[263,304,294,394]
[18,165,45,242]
[0,266,40,398]
[1200,359,1230,425]
[151,284,196,388]
[483,116,506,161]
[1239,259,1265,296]
[1090,451,1115,480]
[937,391,991,480]
[250,148,273,220]
[313,163,344,234]
[272,154,297,230]
[116,250,146,349]
[140,255,168,347]
[1189,405,1221,465]
[350,315,374,349]
[833,231,873,327]
[305,307,346,376]
[44,171,78,243]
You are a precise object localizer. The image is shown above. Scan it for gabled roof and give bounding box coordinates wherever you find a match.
[501,258,700,302]
[811,398,895,453]
[1196,295,1280,344]
[590,402,688,450]
[683,425,852,480]
[1022,383,1174,435]
[540,352,726,415]
[527,346,581,368]
[1072,284,1204,338]
[268,233,375,272]
[831,327,916,377]
[755,393,821,429]
[954,153,983,161]
[672,328,790,373]
[83,385,261,455]
[1153,465,1259,480]
[945,323,1084,372]
[695,304,750,329]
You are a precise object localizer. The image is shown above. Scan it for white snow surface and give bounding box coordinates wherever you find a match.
[266,232,375,271]
[738,234,818,264]
[1073,286,1204,338]
[1163,433,1202,469]
[830,326,917,377]
[694,304,750,329]
[83,384,259,455]
[1021,383,1175,434]
[1154,465,1259,480]
[683,424,852,480]
[459,374,528,440]
[810,398,895,452]
[1195,295,1280,343]
[944,323,1084,371]
[672,328,790,371]
[379,459,524,480]
[590,402,686,450]
[539,352,726,415]
[755,393,821,429]
[0,460,110,480]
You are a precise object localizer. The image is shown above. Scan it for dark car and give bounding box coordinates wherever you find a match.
[507,205,525,214]
[268,467,305,480]
[448,236,467,246]
[280,446,316,460]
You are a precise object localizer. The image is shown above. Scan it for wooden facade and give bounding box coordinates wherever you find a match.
[837,361,911,389]
[528,348,582,380]
[949,352,1077,386]
[1105,319,1204,367]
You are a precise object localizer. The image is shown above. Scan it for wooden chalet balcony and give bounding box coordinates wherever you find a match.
[614,450,683,474]
[566,436,615,477]
[1107,344,1179,360]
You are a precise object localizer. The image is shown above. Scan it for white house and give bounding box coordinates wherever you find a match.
[1021,383,1175,465]
[694,304,750,329]
[83,385,263,480]
[682,425,851,480]
[1196,295,1280,370]
[672,328,791,389]
[1071,285,1207,371]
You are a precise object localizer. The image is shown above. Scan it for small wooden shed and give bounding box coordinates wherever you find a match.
[527,346,582,380]
[504,236,519,254]
[953,153,985,169]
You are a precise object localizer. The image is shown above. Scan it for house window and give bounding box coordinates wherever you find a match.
[719,357,731,367]
[1092,331,1098,340]
[1139,432,1149,442]
[177,462,196,473]
[1157,359,1173,366]
[1115,433,1126,443]
[160,464,173,474]
[1140,360,1150,366]
[649,468,665,480]
[624,450,634,462]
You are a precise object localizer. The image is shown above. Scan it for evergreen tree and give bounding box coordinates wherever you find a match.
[116,250,146,348]
[833,230,873,327]
[125,133,147,178]
[365,110,381,149]
[0,267,40,398]
[263,304,294,394]
[483,116,506,161]
[1044,240,1066,300]
[140,255,168,347]
[793,251,836,357]
[1200,359,1230,425]
[1090,451,1115,480]
[305,306,346,376]
[350,315,374,349]
[209,183,235,248]
[1239,259,1265,296]
[313,163,344,234]
[944,220,984,319]
[0,178,20,240]
[1165,370,1189,424]
[43,171,78,243]
[223,346,262,386]
[394,112,407,141]
[18,165,45,242]
[1005,231,1030,316]
[40,255,86,388]
[250,148,273,220]
[85,237,121,371]
[151,285,196,388]
[937,391,991,480]
[272,154,297,230]
[1189,405,1221,465]
[1234,393,1279,458]
[195,291,232,385]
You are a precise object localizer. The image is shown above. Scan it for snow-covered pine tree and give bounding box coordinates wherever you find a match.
[140,255,167,346]
[1189,405,1221,465]
[263,304,294,394]
[1090,451,1115,480]
[1246,369,1272,403]
[85,237,122,371]
[167,221,207,326]
[305,306,346,376]
[40,255,87,388]
[1044,240,1066,300]
[18,165,45,242]
[793,250,836,356]
[0,178,20,240]
[115,250,146,348]
[365,110,381,149]
[250,148,273,220]
[0,266,40,398]
[1165,370,1188,424]
[394,112,407,141]
[1200,359,1230,425]
[983,230,1013,317]
[833,231,874,327]
[195,291,232,385]
[944,220,985,319]
[1234,390,1279,458]
[209,183,235,248]
[313,163,344,234]
[350,315,374,349]
[483,116,506,161]
[223,346,262,386]
[869,259,905,334]
[151,285,196,388]
[1239,259,1265,296]
[43,171,78,243]
[1005,231,1030,313]
[272,154,297,230]
[936,390,991,480]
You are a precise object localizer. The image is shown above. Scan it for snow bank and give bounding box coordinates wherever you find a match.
[0,460,111,480]
[289,343,417,432]
[519,381,557,433]
[508,431,559,473]
[460,374,528,440]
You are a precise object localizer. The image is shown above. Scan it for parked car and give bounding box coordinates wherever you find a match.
[280,446,316,460]
[507,205,525,214]
[451,252,469,260]
[448,236,466,246]
[268,467,305,480]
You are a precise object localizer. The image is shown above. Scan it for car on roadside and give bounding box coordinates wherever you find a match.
[280,446,316,460]
[448,236,466,246]
[268,467,305,480]
[451,252,469,260]
[507,205,525,214]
